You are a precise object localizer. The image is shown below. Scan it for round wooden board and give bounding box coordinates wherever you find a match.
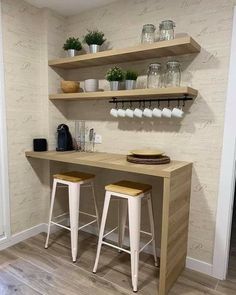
[127,155,170,165]
[130,149,164,157]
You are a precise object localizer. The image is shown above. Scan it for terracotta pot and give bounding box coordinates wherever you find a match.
[61,81,80,93]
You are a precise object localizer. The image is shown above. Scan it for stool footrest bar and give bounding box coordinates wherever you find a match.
[139,238,153,253]
[103,227,118,239]
[102,241,131,254]
[78,219,97,230]
[50,221,71,231]
[79,211,97,218]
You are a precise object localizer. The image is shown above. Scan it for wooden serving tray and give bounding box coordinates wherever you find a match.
[127,155,171,165]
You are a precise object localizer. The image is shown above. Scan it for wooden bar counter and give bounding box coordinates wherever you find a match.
[25,150,192,295]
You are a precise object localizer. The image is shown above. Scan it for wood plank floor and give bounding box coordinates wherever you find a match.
[0,230,235,294]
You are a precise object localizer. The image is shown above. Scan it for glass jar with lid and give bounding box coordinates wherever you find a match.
[159,20,175,41]
[147,63,162,88]
[141,24,156,44]
[165,61,181,87]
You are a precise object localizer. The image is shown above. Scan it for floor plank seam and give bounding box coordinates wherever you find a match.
[20,240,133,295]
[4,268,45,295]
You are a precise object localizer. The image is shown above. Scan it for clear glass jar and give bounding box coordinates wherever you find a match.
[147,63,162,88]
[141,24,156,44]
[159,20,175,41]
[165,61,181,87]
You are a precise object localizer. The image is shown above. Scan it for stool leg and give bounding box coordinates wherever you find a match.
[91,181,100,231]
[118,199,127,252]
[45,179,57,249]
[128,196,141,292]
[69,183,80,263]
[93,191,111,273]
[147,193,158,267]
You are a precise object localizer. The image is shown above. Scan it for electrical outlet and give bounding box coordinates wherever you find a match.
[95,134,102,144]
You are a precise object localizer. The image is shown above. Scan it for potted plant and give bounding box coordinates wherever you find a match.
[106,66,124,91]
[63,37,82,57]
[125,70,138,90]
[83,30,106,53]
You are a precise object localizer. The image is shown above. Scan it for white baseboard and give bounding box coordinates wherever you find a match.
[0,223,46,251]
[0,222,59,251]
[186,257,213,276]
[0,222,213,277]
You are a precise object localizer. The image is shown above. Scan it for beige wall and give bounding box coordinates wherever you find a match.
[63,0,235,264]
[1,0,68,233]
[1,0,236,267]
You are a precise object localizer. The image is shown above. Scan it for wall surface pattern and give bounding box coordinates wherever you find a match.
[64,0,235,264]
[1,0,236,267]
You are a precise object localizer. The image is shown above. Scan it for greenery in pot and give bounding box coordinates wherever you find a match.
[63,37,82,51]
[106,66,124,82]
[125,70,139,81]
[83,30,106,46]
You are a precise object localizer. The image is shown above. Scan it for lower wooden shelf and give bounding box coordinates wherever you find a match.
[49,87,198,101]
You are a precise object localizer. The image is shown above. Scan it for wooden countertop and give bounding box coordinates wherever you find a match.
[25,151,192,178]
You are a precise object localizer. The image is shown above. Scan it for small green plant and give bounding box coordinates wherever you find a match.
[63,37,82,51]
[83,30,106,46]
[106,66,124,82]
[125,70,138,81]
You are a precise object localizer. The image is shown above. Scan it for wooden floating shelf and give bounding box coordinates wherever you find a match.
[49,87,198,101]
[49,36,201,69]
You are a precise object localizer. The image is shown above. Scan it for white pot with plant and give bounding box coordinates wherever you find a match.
[125,70,138,90]
[83,30,106,53]
[106,66,124,91]
[63,37,82,57]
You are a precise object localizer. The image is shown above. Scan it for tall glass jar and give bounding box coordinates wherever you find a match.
[147,63,162,88]
[141,24,156,44]
[159,20,175,41]
[165,61,181,87]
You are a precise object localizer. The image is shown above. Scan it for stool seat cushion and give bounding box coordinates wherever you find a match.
[105,180,152,196]
[54,171,95,183]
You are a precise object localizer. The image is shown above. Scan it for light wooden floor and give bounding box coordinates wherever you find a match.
[0,230,235,295]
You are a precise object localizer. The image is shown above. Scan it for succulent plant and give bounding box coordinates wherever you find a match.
[83,30,106,46]
[63,37,82,51]
[125,70,139,80]
[105,66,124,82]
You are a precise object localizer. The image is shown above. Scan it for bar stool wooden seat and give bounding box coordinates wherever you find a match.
[93,180,158,292]
[45,171,99,263]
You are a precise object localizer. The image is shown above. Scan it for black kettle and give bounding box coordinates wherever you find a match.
[56,124,74,151]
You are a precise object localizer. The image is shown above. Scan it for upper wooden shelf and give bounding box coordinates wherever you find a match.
[49,36,201,69]
[49,87,198,101]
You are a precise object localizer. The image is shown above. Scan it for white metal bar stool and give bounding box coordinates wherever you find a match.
[93,180,158,292]
[45,171,99,263]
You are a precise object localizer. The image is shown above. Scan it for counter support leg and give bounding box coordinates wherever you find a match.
[158,166,192,295]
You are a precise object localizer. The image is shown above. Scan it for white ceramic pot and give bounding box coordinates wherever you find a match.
[110,81,120,91]
[89,44,100,53]
[84,79,99,92]
[125,80,136,90]
[66,49,78,57]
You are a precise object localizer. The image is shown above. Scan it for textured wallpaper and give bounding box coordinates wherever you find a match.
[1,0,236,266]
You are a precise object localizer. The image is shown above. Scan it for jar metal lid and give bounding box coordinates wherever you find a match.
[166,61,180,67]
[142,24,156,30]
[148,63,161,68]
[159,20,175,29]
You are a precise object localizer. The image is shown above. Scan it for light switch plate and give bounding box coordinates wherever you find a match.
[95,134,102,144]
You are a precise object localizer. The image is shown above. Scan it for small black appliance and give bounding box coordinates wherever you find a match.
[33,138,47,152]
[56,124,74,151]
